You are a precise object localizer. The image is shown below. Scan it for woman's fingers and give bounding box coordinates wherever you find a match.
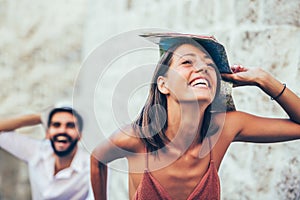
[222,66,260,87]
[231,64,248,73]
[221,73,244,87]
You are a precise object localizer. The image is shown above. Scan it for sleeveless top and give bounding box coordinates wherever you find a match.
[133,139,220,200]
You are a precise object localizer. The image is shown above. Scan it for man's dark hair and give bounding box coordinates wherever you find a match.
[47,107,84,132]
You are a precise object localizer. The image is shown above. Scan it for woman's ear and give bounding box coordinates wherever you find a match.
[157,76,170,94]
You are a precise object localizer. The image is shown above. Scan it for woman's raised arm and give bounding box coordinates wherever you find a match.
[222,66,300,142]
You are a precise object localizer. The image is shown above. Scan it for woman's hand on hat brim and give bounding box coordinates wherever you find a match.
[221,65,263,87]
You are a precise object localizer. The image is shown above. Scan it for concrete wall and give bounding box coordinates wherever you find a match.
[0,0,87,199]
[0,0,299,199]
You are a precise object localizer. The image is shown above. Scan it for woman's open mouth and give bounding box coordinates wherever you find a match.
[189,77,210,88]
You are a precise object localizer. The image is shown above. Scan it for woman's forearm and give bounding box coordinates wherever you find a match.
[257,70,300,123]
[0,114,42,132]
[222,66,300,123]
[91,155,107,200]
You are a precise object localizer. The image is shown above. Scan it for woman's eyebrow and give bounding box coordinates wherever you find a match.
[178,53,197,59]
[204,54,212,59]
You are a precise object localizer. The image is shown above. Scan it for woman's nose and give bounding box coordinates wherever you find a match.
[193,65,208,73]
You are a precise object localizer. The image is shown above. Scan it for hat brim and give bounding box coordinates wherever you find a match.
[140,32,232,74]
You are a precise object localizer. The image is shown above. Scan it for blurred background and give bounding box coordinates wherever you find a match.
[0,0,300,199]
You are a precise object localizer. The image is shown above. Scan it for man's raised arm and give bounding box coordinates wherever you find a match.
[0,114,42,132]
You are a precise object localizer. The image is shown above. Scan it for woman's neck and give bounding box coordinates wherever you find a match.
[166,99,207,151]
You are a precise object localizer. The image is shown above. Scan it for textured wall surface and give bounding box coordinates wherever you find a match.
[0,0,87,199]
[0,0,300,199]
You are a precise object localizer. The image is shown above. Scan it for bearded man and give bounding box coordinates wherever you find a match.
[0,105,92,200]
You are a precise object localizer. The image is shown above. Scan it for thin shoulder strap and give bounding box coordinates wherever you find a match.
[144,146,149,170]
[208,137,214,161]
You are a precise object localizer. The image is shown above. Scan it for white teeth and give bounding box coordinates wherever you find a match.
[57,136,68,142]
[190,78,208,87]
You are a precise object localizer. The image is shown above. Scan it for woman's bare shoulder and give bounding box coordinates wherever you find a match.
[214,110,249,124]
[92,125,144,164]
[109,124,144,154]
[213,111,248,139]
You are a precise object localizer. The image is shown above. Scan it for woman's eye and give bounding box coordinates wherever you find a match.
[182,60,192,65]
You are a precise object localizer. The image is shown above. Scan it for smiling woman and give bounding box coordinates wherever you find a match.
[159,43,218,103]
[91,32,300,200]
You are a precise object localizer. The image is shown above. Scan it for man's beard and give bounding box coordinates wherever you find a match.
[50,133,79,157]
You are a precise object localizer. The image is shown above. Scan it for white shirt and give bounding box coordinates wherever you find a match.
[0,131,93,200]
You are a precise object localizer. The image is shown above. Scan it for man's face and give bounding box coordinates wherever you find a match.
[47,112,81,157]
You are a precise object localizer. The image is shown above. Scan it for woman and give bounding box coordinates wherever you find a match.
[91,33,300,200]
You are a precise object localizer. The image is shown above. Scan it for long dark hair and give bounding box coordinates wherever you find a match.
[132,38,221,152]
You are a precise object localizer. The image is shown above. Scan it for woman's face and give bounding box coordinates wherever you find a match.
[160,44,218,104]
